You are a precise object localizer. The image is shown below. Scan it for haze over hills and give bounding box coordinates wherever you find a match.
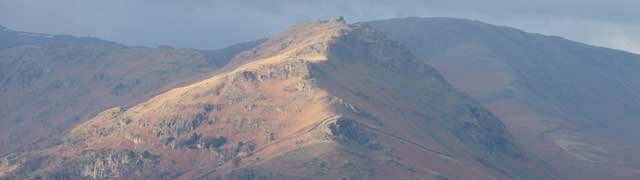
[366,17,640,180]
[1,19,560,179]
[0,26,262,155]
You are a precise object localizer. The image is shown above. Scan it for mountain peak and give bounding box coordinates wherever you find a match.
[229,17,407,70]
[228,18,352,66]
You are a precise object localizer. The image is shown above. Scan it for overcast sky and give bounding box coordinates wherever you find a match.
[1,0,639,53]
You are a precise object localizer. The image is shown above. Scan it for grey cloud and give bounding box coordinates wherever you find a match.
[0,0,638,53]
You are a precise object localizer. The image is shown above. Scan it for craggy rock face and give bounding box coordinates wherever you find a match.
[8,150,163,180]
[4,19,559,180]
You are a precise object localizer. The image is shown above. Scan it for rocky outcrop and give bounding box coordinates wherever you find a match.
[154,110,210,139]
[76,149,161,179]
[7,149,162,179]
[328,118,371,146]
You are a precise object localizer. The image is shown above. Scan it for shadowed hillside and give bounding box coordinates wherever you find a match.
[367,17,640,179]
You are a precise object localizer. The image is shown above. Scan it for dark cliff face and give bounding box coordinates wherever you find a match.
[366,17,640,180]
[0,26,261,155]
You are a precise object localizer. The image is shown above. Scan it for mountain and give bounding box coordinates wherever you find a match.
[2,19,559,179]
[0,25,118,49]
[366,17,640,179]
[0,26,262,155]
